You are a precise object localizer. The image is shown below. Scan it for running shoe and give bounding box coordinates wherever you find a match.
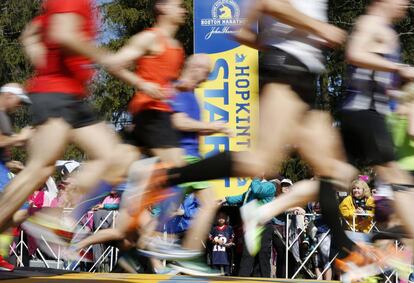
[385,249,413,283]
[0,255,14,271]
[169,258,222,276]
[240,199,264,256]
[335,251,371,273]
[335,242,381,273]
[22,214,75,246]
[341,262,383,283]
[340,243,411,283]
[408,272,414,283]
[137,237,201,260]
[154,266,179,275]
[22,214,90,261]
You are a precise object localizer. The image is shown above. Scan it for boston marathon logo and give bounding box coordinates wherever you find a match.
[201,0,245,40]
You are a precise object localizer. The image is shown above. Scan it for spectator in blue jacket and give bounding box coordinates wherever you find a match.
[165,193,200,236]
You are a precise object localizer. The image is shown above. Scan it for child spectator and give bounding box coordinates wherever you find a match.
[209,212,234,275]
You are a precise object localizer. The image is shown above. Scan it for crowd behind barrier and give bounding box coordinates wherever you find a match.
[0,170,401,280]
[6,177,405,282]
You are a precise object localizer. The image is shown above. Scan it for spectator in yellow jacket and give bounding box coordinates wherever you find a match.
[339,180,375,233]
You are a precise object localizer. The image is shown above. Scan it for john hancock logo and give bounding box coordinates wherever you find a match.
[201,0,245,40]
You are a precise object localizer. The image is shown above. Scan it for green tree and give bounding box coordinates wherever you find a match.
[280,156,314,182]
[0,1,42,161]
[0,0,41,86]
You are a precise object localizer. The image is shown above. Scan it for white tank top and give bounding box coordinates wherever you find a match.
[258,0,327,73]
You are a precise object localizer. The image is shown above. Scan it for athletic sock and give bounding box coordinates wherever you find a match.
[71,181,113,220]
[319,178,355,259]
[166,151,234,187]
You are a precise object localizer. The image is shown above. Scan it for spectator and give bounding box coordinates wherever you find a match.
[164,193,200,238]
[272,179,303,278]
[224,177,275,277]
[0,83,32,271]
[209,212,234,275]
[55,162,81,208]
[93,190,121,211]
[42,177,59,208]
[56,176,79,208]
[339,180,375,233]
[28,189,45,209]
[87,186,124,271]
[0,84,31,191]
[307,202,332,280]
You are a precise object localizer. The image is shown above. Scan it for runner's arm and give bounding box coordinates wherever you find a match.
[105,31,157,69]
[104,32,168,98]
[171,112,232,136]
[263,0,328,35]
[236,0,346,47]
[233,0,262,49]
[48,13,108,64]
[0,133,29,148]
[20,20,46,68]
[49,13,157,92]
[346,17,403,72]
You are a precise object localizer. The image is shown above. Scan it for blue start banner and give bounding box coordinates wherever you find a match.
[194,0,259,198]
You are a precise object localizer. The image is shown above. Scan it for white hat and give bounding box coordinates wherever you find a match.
[280,178,293,186]
[56,160,80,175]
[0,86,31,105]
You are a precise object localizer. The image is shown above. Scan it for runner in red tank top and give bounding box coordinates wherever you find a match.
[0,0,138,244]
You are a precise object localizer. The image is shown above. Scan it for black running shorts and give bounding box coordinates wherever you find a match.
[260,47,318,107]
[339,109,396,166]
[132,110,180,149]
[30,93,98,128]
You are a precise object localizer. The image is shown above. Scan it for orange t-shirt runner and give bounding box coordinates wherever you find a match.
[128,28,185,114]
[26,0,98,97]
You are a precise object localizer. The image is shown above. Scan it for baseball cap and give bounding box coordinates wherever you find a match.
[0,86,32,105]
[56,160,81,175]
[280,178,293,186]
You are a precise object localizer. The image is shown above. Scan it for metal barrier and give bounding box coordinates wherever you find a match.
[284,213,328,279]
[11,209,119,272]
[8,208,406,281]
[284,212,403,282]
[285,213,404,283]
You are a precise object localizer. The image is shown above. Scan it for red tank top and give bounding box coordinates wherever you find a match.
[26,0,98,97]
[128,28,185,114]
